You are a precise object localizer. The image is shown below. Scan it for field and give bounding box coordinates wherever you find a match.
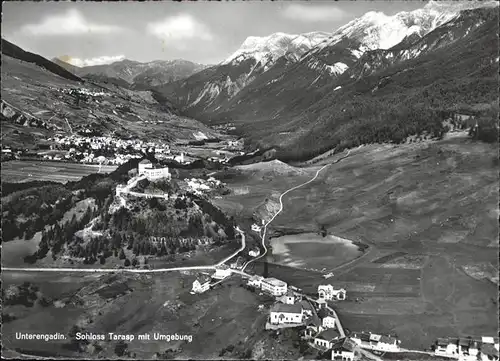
[1,272,306,359]
[271,137,498,248]
[1,160,117,183]
[218,135,498,352]
[212,160,321,225]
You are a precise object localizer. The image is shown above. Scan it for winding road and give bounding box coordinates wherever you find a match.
[3,148,351,279]
[242,149,351,271]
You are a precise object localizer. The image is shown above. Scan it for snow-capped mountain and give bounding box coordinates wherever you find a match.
[343,6,499,82]
[53,58,208,88]
[159,0,498,126]
[223,32,331,66]
[158,31,331,116]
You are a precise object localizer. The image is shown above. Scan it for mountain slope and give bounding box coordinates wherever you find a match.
[157,32,331,117]
[54,58,208,89]
[157,1,498,133]
[238,6,499,160]
[1,46,222,151]
[1,39,82,82]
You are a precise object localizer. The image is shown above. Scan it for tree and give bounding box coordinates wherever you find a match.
[132,258,138,267]
[124,258,131,267]
[119,248,126,260]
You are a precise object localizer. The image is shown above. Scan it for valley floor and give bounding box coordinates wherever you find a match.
[218,133,499,351]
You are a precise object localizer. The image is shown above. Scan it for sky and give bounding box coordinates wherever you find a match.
[2,1,431,66]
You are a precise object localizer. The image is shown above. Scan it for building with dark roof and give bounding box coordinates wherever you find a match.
[314,328,341,349]
[331,338,356,361]
[481,343,499,361]
[269,302,304,325]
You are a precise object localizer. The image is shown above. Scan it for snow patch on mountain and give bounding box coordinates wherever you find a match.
[223,31,331,66]
[325,62,349,76]
[309,1,490,58]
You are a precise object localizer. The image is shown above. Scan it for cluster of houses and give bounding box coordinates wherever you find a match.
[46,134,172,165]
[318,285,347,301]
[185,176,224,196]
[434,336,499,361]
[320,332,401,361]
[61,87,109,98]
[349,332,401,352]
[191,265,233,294]
[268,291,323,332]
[248,276,288,297]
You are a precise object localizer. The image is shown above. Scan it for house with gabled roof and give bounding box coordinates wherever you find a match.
[318,285,347,301]
[331,338,356,361]
[481,343,499,361]
[213,264,232,279]
[314,328,341,350]
[351,332,400,352]
[192,274,211,294]
[304,313,323,339]
[269,302,304,325]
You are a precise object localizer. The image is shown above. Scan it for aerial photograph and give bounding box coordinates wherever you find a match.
[1,0,498,360]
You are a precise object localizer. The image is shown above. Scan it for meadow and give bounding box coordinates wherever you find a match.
[1,160,117,183]
[218,134,498,351]
[1,272,304,359]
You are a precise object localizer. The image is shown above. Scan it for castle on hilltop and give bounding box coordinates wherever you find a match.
[138,159,171,180]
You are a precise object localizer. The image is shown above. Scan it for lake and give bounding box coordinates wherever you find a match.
[270,233,363,272]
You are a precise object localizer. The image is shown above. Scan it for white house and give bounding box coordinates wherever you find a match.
[192,275,211,294]
[435,338,458,357]
[322,315,337,329]
[351,332,400,352]
[261,278,287,297]
[482,337,500,351]
[174,153,185,164]
[317,298,328,310]
[269,303,304,325]
[281,290,295,305]
[304,316,323,339]
[331,338,356,361]
[249,248,260,257]
[213,264,232,280]
[251,224,262,233]
[314,329,340,349]
[318,285,347,301]
[247,275,264,288]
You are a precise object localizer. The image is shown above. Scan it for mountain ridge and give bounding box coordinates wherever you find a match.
[156,4,498,161]
[52,57,209,89]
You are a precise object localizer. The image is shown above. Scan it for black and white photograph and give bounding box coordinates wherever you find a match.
[1,0,499,359]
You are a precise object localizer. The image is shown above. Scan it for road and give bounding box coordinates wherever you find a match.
[216,227,246,266]
[304,295,345,338]
[2,148,350,280]
[242,149,351,271]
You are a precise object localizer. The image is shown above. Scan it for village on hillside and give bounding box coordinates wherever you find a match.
[190,263,499,361]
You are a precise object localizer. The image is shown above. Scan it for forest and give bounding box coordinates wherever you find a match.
[10,160,237,266]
